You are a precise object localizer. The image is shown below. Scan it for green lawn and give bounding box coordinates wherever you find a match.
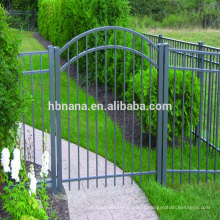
[20,31,220,220]
[143,28,220,48]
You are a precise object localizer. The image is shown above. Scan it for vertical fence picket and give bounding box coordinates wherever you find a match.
[156,43,164,183]
[48,45,56,194]
[76,41,80,190]
[123,31,126,186]
[196,41,204,145]
[114,29,117,186]
[105,29,108,187]
[55,46,62,192]
[86,35,89,189]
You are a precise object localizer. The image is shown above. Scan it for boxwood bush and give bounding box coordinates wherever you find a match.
[126,68,201,141]
[0,4,23,151]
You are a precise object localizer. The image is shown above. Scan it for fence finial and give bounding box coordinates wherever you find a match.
[159,34,163,44]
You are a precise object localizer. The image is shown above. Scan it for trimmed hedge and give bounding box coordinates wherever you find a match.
[0,4,23,151]
[38,0,149,96]
[126,68,201,141]
[38,0,131,49]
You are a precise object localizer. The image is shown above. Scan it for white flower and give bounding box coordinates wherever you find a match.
[40,151,49,178]
[28,164,37,196]
[13,148,20,161]
[29,176,37,196]
[11,159,20,182]
[1,148,10,173]
[11,148,21,182]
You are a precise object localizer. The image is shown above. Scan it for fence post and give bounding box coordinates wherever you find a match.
[28,11,29,31]
[162,43,169,186]
[48,45,56,194]
[195,41,204,145]
[156,43,164,183]
[54,46,62,193]
[159,34,163,44]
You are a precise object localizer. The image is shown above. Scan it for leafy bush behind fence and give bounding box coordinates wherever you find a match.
[126,69,201,141]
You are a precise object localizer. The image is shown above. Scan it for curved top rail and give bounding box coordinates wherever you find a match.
[60,26,158,54]
[60,45,158,73]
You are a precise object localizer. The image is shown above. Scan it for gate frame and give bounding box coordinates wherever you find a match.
[157,43,169,187]
[51,27,169,193]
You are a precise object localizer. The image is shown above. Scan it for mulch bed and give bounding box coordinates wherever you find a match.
[0,161,69,220]
[33,32,158,148]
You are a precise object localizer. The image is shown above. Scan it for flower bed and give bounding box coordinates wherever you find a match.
[0,148,69,220]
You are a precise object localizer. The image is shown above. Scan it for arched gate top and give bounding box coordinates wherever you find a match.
[60,26,158,54]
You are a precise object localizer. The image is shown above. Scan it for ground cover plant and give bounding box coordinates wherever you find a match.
[20,31,220,220]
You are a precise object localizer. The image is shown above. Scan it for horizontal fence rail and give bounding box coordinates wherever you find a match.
[143,33,220,71]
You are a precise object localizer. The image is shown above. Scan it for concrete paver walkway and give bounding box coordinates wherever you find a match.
[19,124,159,220]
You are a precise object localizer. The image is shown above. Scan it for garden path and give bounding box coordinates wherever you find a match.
[19,123,159,220]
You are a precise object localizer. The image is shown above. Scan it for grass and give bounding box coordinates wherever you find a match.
[20,31,220,220]
[142,28,220,48]
[130,16,220,48]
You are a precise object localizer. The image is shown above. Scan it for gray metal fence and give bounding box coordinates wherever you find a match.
[143,33,220,70]
[19,47,56,189]
[166,46,220,186]
[20,27,220,194]
[7,10,38,31]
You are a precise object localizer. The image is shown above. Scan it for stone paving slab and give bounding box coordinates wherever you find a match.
[18,124,159,220]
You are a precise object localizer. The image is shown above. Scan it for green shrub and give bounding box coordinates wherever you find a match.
[38,0,131,47]
[0,4,24,151]
[126,68,201,141]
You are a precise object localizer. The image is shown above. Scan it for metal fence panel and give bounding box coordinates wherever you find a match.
[19,27,220,193]
[7,10,38,31]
